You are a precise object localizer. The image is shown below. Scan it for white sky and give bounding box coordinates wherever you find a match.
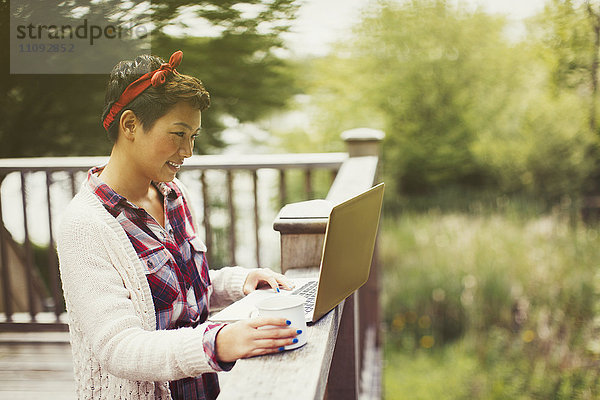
[286,0,549,56]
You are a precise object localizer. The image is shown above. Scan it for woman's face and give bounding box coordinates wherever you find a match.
[131,101,201,183]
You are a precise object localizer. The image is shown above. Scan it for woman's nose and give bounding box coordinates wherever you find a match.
[179,138,193,158]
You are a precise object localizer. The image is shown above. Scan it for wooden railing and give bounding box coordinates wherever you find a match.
[0,151,346,331]
[0,128,385,399]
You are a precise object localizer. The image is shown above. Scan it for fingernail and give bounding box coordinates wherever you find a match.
[276,287,280,293]
[286,320,291,325]
[293,338,298,344]
[296,329,303,334]
[279,347,285,352]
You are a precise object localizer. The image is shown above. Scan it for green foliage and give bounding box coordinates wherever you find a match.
[526,0,600,194]
[0,0,300,157]
[473,86,596,201]
[271,53,386,153]
[384,342,480,400]
[293,0,599,205]
[359,1,514,193]
[382,207,600,398]
[530,0,596,93]
[152,31,300,153]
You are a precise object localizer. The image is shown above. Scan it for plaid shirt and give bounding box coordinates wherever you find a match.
[87,167,232,400]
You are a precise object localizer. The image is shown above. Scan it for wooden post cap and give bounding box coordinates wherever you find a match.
[272,199,332,234]
[341,128,385,142]
[341,128,385,157]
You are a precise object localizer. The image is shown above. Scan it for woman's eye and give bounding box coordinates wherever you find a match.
[171,131,185,137]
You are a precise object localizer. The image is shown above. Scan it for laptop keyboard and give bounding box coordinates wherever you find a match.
[291,280,318,313]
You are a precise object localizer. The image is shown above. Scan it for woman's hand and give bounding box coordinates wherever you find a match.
[242,268,294,295]
[215,317,300,362]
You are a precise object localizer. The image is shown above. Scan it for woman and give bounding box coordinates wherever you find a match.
[57,50,299,399]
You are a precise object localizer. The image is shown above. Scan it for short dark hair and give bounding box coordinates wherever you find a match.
[101,54,210,142]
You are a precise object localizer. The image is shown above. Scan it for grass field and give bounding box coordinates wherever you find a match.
[381,206,600,399]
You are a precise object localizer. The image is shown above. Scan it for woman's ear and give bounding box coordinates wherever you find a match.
[119,110,139,141]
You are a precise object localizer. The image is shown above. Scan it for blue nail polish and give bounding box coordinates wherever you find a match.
[286,320,291,325]
[296,329,303,334]
[293,338,298,344]
[276,287,280,293]
[278,347,285,351]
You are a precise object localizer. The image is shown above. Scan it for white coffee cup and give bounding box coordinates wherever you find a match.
[255,294,307,350]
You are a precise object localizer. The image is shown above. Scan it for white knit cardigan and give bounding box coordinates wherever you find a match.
[57,181,249,399]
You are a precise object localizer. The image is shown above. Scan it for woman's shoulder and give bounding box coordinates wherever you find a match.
[63,187,100,217]
[59,186,114,234]
[57,187,127,257]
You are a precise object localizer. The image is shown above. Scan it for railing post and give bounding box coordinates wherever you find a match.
[226,170,237,266]
[341,128,384,397]
[46,171,62,322]
[341,128,385,158]
[272,202,329,273]
[252,170,261,268]
[68,171,77,198]
[0,174,12,322]
[200,171,213,266]
[278,169,287,208]
[304,169,313,199]
[20,171,37,322]
[325,293,360,400]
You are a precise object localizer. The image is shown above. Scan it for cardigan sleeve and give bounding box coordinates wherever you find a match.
[57,204,224,382]
[208,266,251,310]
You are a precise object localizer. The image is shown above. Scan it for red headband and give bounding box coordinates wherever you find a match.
[103,50,184,131]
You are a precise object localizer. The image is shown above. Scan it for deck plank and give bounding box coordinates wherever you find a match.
[0,334,75,400]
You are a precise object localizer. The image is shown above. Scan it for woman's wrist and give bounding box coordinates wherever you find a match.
[207,323,236,369]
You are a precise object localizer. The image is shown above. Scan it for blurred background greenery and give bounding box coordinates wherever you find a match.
[4,0,600,398]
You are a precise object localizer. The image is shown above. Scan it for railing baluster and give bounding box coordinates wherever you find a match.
[200,171,213,266]
[69,171,77,198]
[226,170,237,266]
[0,174,12,322]
[304,169,313,199]
[46,171,61,322]
[279,169,286,208]
[20,171,36,322]
[252,170,261,268]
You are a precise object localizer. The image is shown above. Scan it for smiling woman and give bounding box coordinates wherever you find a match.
[100,101,201,209]
[56,50,298,400]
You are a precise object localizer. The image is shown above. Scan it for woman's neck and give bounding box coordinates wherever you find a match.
[99,149,152,204]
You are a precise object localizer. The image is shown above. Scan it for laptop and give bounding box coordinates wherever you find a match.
[209,182,384,324]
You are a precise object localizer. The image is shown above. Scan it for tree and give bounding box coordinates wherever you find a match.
[151,0,300,151]
[586,1,600,132]
[530,0,599,132]
[0,0,300,157]
[305,0,521,195]
[528,0,600,195]
[295,0,597,204]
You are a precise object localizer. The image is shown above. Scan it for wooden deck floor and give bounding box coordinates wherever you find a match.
[0,332,75,400]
